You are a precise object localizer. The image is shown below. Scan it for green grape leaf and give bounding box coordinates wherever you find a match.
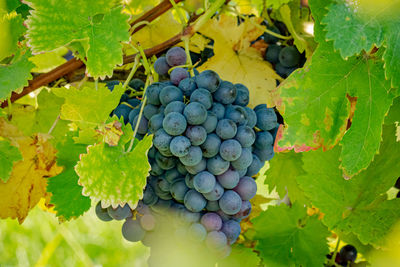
[278,42,393,175]
[308,0,332,42]
[277,2,316,56]
[8,90,68,139]
[323,0,382,58]
[383,21,400,88]
[75,135,153,208]
[25,0,129,78]
[0,12,25,60]
[386,97,400,125]
[252,203,330,267]
[278,43,351,150]
[53,83,125,129]
[218,245,260,267]
[30,47,67,73]
[47,134,91,220]
[265,151,309,205]
[250,0,291,10]
[298,124,400,246]
[0,139,22,183]
[0,50,35,101]
[339,57,394,176]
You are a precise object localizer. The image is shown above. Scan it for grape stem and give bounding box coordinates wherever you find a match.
[329,237,341,266]
[122,54,141,90]
[182,36,195,76]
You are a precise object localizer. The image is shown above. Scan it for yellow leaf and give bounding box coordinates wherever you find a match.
[0,121,62,223]
[132,12,181,49]
[198,15,281,107]
[96,120,124,147]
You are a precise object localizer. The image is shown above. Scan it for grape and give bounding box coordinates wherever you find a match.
[158,178,171,192]
[177,161,188,175]
[164,168,181,183]
[219,139,242,161]
[236,168,247,177]
[262,26,280,44]
[214,81,237,105]
[143,186,158,206]
[155,152,176,170]
[338,245,357,266]
[253,104,267,112]
[201,212,223,231]
[159,85,184,106]
[148,113,164,133]
[150,160,164,176]
[114,104,132,124]
[164,101,185,115]
[395,177,400,189]
[233,176,257,200]
[201,133,221,158]
[180,208,201,224]
[107,204,132,220]
[275,62,296,78]
[202,112,218,133]
[122,219,146,242]
[225,105,247,125]
[234,83,249,106]
[216,119,237,140]
[219,190,242,215]
[185,158,207,174]
[136,201,151,214]
[216,209,231,221]
[132,115,148,135]
[166,47,187,66]
[233,200,251,219]
[143,104,159,120]
[211,102,226,120]
[126,98,141,107]
[189,223,207,242]
[185,174,194,189]
[95,202,113,221]
[246,154,263,177]
[120,93,129,102]
[253,146,274,161]
[217,169,240,189]
[235,126,256,147]
[279,46,301,67]
[243,107,257,128]
[265,44,281,64]
[170,68,189,85]
[140,214,156,231]
[128,78,145,91]
[146,82,165,105]
[106,80,121,91]
[179,146,202,166]
[203,182,224,201]
[205,231,227,250]
[256,108,277,131]
[154,56,170,75]
[163,112,187,136]
[207,155,230,175]
[153,129,173,153]
[195,70,221,93]
[221,220,241,244]
[170,180,189,201]
[206,201,220,211]
[193,171,216,193]
[179,77,197,96]
[255,131,274,149]
[185,125,207,146]
[190,88,213,109]
[151,199,173,213]
[183,102,208,125]
[269,123,280,140]
[184,189,207,212]
[170,136,191,157]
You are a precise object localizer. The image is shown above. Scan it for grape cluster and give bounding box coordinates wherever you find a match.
[260,23,306,79]
[97,46,280,258]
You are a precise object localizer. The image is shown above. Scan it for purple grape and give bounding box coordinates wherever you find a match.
[233,176,257,200]
[201,212,223,231]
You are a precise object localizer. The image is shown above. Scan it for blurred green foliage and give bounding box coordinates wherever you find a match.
[0,205,150,267]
